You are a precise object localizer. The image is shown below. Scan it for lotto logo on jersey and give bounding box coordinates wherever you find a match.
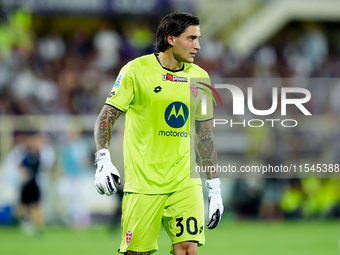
[164,102,189,128]
[162,73,187,82]
[107,91,115,98]
[126,230,133,246]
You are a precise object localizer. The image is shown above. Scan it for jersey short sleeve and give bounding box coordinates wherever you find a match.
[105,62,135,112]
[192,73,214,122]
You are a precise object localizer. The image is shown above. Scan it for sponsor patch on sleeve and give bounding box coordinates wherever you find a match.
[114,73,124,88]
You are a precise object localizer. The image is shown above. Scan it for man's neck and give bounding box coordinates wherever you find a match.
[157,52,183,71]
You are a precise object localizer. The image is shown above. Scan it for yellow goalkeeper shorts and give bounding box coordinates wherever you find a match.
[119,184,205,254]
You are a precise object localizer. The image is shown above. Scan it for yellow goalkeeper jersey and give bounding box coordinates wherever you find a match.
[105,53,213,194]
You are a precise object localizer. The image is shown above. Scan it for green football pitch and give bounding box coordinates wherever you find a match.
[0,220,338,255]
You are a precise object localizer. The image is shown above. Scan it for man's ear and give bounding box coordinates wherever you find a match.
[167,35,175,47]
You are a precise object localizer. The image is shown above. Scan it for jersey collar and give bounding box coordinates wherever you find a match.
[154,53,185,73]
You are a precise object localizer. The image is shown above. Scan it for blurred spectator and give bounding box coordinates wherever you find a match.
[10,65,39,114]
[58,130,92,227]
[1,131,55,228]
[67,30,92,57]
[301,178,340,219]
[229,178,264,219]
[280,178,304,219]
[16,132,55,234]
[37,31,66,62]
[197,36,224,76]
[93,23,122,71]
[16,134,43,234]
[33,68,59,114]
[299,25,328,75]
[259,178,284,220]
[126,20,154,56]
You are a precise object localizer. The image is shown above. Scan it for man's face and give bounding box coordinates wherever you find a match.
[170,25,201,63]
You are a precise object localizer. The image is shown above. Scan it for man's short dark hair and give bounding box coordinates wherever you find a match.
[155,12,200,52]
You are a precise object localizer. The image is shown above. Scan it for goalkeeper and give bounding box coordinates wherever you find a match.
[94,12,223,255]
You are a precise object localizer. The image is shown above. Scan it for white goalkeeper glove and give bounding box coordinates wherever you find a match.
[206,178,224,229]
[94,149,121,196]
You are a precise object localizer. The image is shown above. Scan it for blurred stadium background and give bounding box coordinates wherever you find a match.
[0,0,339,254]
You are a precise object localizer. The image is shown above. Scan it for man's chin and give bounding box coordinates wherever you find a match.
[185,57,195,63]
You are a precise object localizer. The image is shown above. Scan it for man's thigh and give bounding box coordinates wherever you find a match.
[119,192,168,254]
[162,184,205,251]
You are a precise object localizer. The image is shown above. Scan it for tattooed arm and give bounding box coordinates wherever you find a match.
[94,104,122,151]
[93,104,122,196]
[195,119,218,180]
[196,119,223,229]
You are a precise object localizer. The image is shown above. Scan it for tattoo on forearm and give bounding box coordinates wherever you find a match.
[196,120,218,180]
[94,105,122,150]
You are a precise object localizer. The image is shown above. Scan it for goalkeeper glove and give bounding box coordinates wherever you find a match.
[94,149,121,196]
[206,178,224,229]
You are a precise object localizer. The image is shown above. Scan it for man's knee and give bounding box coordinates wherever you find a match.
[173,241,198,255]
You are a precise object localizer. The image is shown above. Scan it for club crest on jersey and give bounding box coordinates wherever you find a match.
[162,73,187,82]
[190,84,198,98]
[126,230,133,246]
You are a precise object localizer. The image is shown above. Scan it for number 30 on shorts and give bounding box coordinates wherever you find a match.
[175,217,199,237]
